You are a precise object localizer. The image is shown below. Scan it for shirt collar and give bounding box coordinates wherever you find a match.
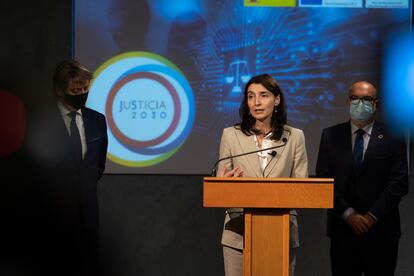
[350,120,374,136]
[253,132,273,141]
[57,101,83,117]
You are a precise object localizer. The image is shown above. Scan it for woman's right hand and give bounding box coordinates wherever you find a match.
[218,166,244,177]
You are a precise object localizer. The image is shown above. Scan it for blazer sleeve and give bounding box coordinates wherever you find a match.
[291,129,308,178]
[369,136,409,220]
[217,128,233,175]
[316,129,331,178]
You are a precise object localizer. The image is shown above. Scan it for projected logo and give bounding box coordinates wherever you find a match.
[88,52,195,167]
[225,60,251,93]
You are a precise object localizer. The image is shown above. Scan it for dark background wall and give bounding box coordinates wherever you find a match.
[97,172,414,276]
[1,1,413,275]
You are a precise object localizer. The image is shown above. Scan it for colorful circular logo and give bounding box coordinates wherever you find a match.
[87,52,195,167]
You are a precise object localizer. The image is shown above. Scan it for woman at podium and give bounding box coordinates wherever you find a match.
[217,74,308,276]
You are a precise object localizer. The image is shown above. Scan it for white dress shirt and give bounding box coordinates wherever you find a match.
[253,132,273,172]
[57,101,87,159]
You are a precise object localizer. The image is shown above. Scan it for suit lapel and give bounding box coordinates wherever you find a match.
[263,129,291,178]
[359,121,383,172]
[235,130,262,177]
[53,105,81,168]
[342,123,354,164]
[320,122,354,175]
[82,108,92,163]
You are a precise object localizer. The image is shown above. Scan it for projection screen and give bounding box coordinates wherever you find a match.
[74,0,411,174]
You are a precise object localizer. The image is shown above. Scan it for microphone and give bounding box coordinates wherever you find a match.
[211,137,288,176]
[262,150,278,177]
[261,137,288,177]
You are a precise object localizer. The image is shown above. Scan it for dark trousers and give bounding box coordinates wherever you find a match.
[330,236,399,276]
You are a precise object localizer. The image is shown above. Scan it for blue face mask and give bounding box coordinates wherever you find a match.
[349,100,374,122]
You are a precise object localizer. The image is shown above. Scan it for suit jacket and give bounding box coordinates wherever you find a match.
[27,104,107,270]
[316,121,408,239]
[44,105,108,232]
[218,125,308,250]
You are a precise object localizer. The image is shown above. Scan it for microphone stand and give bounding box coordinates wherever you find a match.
[211,139,287,176]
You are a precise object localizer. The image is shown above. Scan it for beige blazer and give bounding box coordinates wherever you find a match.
[218,125,308,250]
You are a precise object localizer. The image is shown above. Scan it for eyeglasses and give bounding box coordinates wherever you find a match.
[349,95,377,105]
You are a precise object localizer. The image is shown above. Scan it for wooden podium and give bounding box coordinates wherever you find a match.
[203,177,333,276]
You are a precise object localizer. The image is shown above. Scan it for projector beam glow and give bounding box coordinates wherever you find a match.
[382,34,414,130]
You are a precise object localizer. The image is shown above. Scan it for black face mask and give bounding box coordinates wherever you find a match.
[64,92,89,110]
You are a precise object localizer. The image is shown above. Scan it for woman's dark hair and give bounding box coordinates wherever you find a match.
[237,74,287,141]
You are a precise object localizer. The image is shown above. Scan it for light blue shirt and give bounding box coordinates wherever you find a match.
[343,121,378,221]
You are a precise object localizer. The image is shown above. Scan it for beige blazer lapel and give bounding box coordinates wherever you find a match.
[263,130,291,178]
[234,130,262,177]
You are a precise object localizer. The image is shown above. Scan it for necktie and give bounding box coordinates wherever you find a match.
[68,111,82,162]
[353,128,365,169]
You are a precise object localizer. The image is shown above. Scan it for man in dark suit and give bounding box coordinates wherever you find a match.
[29,60,107,275]
[53,59,108,275]
[316,81,408,276]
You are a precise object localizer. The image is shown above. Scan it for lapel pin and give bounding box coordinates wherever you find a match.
[378,134,383,139]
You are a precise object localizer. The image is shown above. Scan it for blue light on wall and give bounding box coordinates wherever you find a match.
[150,0,204,22]
[383,34,414,129]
